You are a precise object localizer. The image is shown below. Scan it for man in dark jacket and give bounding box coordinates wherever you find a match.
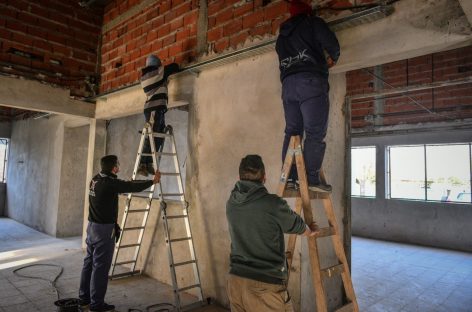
[276,0,340,193]
[138,54,180,176]
[226,155,318,312]
[79,155,160,312]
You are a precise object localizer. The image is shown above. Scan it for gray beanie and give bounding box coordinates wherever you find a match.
[146,54,161,67]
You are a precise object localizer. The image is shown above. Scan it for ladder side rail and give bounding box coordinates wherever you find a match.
[170,133,204,301]
[130,126,159,272]
[162,202,182,310]
[111,127,149,276]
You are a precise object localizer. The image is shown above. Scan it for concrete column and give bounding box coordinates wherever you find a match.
[82,119,107,246]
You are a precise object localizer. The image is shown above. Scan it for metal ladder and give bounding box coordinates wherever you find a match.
[278,135,358,312]
[109,116,204,311]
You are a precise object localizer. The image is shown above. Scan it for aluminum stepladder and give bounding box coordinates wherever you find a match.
[109,113,204,311]
[278,135,358,312]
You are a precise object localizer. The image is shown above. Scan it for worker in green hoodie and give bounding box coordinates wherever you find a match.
[226,154,318,312]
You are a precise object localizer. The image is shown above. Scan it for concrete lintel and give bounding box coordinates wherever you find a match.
[332,0,472,73]
[458,0,472,26]
[0,76,95,118]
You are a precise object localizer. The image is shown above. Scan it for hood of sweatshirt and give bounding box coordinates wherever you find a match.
[279,14,306,37]
[228,180,267,206]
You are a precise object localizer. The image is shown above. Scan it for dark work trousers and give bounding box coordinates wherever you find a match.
[142,105,167,165]
[281,72,329,185]
[79,222,115,309]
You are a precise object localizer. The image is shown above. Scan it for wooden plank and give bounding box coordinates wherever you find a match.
[277,137,297,196]
[335,302,354,312]
[321,264,344,279]
[313,227,336,238]
[286,198,302,271]
[282,189,329,199]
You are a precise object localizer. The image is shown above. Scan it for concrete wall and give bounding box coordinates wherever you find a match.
[7,115,89,236]
[56,125,89,237]
[352,127,472,252]
[102,51,348,310]
[0,122,11,138]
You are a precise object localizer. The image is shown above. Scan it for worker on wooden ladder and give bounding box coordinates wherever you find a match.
[275,0,340,192]
[137,54,180,176]
[225,155,319,312]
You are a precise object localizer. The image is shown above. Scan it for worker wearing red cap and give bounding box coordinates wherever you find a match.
[276,0,340,193]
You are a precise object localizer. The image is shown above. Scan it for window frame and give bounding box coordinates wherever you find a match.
[351,145,377,198]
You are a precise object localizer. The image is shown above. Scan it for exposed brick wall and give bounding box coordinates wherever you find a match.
[101,0,199,92]
[0,0,102,97]
[347,46,472,128]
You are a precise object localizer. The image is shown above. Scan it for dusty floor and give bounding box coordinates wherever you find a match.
[0,218,226,312]
[1,218,472,312]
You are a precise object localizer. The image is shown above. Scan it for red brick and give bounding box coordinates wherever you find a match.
[234,2,254,17]
[151,16,164,28]
[250,23,271,37]
[157,24,171,37]
[214,38,229,52]
[184,11,198,25]
[33,39,52,52]
[264,1,288,20]
[12,32,33,47]
[6,20,28,33]
[141,43,152,57]
[159,1,171,14]
[208,0,225,16]
[176,28,190,41]
[151,39,163,52]
[170,16,184,31]
[10,54,31,67]
[163,34,176,46]
[230,31,248,47]
[182,36,196,51]
[208,16,216,28]
[169,42,183,55]
[207,27,223,42]
[172,0,186,7]
[17,12,37,24]
[215,7,232,26]
[242,10,264,29]
[126,40,137,52]
[157,47,169,60]
[223,18,242,37]
[147,29,158,41]
[174,2,192,17]
[0,29,11,40]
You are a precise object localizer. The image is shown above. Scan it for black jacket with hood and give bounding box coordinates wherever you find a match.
[276,14,340,81]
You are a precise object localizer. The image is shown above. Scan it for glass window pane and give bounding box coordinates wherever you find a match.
[389,145,425,200]
[426,144,471,203]
[351,147,376,197]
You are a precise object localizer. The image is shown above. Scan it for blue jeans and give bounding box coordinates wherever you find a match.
[281,72,329,185]
[79,222,115,309]
[142,106,167,164]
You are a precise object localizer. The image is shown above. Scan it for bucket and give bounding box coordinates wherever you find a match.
[54,298,80,312]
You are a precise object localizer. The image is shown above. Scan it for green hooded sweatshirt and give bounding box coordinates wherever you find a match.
[226,180,306,284]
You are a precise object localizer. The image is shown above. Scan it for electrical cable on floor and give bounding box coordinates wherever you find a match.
[128,302,175,312]
[13,263,64,300]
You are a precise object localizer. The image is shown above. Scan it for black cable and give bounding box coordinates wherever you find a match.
[127,302,175,312]
[13,263,64,300]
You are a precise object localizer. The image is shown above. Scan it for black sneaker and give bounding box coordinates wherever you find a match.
[78,299,90,310]
[90,303,115,312]
[309,183,332,193]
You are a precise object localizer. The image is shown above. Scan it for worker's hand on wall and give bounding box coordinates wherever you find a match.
[153,170,161,184]
[327,56,336,68]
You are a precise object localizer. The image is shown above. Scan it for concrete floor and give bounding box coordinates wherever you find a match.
[352,237,472,312]
[1,218,472,312]
[0,218,226,312]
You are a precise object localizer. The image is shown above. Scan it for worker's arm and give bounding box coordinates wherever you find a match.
[312,17,340,64]
[163,63,180,80]
[112,171,160,193]
[275,199,309,235]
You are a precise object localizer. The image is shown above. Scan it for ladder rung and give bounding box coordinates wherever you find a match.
[119,243,140,248]
[321,264,344,279]
[177,284,201,292]
[169,237,192,243]
[157,152,177,156]
[123,226,145,231]
[127,209,150,213]
[115,260,136,265]
[282,188,329,199]
[153,132,173,138]
[140,153,153,156]
[314,227,336,238]
[172,260,197,267]
[160,172,180,176]
[109,270,141,279]
[161,193,184,196]
[166,215,188,219]
[335,302,354,312]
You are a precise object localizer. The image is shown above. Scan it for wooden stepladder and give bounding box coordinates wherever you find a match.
[278,135,358,312]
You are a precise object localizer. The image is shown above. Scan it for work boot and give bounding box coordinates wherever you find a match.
[286,179,299,190]
[137,164,148,176]
[309,182,332,193]
[78,299,90,311]
[90,303,115,312]
[147,164,155,175]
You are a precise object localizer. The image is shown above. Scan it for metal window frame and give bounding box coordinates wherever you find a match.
[350,145,377,198]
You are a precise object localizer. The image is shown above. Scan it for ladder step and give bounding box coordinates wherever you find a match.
[161,193,184,196]
[177,284,201,292]
[335,302,354,312]
[109,270,141,279]
[123,226,145,231]
[321,264,344,279]
[160,172,180,176]
[153,132,173,138]
[169,237,192,243]
[115,260,136,265]
[282,188,329,199]
[119,243,140,248]
[141,152,176,157]
[172,260,197,267]
[314,227,336,238]
[127,209,150,213]
[166,214,188,219]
